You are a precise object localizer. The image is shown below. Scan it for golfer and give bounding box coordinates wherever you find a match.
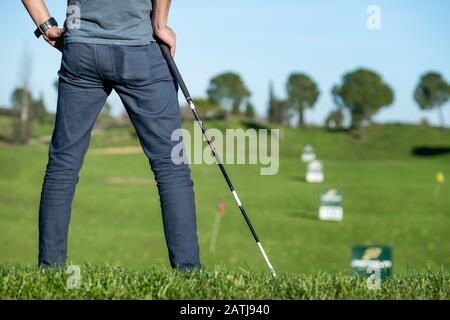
[22,0,201,271]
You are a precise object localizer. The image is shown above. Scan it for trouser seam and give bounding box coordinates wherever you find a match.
[93,44,103,81]
[108,44,117,81]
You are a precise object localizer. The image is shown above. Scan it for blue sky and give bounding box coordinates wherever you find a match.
[1,0,449,126]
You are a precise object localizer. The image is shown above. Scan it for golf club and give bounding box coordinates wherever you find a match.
[159,43,277,278]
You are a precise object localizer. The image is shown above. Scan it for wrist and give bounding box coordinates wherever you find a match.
[34,17,58,38]
[36,15,52,27]
[152,21,168,33]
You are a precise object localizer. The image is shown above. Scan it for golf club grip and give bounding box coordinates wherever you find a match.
[159,43,192,102]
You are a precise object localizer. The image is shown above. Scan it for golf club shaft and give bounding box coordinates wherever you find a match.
[159,43,277,278]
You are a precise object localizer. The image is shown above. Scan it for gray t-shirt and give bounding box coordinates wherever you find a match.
[64,0,155,45]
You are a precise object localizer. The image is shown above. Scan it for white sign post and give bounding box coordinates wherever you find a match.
[306,160,324,183]
[319,188,343,221]
[301,144,316,163]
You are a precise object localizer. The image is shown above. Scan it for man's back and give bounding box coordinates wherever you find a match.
[65,0,155,45]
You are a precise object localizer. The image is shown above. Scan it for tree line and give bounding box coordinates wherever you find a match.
[0,80,115,144]
[2,68,449,144]
[197,69,450,136]
[0,88,51,144]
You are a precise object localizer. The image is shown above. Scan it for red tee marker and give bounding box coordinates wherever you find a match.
[217,201,226,215]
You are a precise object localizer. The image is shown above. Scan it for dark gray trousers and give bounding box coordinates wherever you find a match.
[38,42,201,270]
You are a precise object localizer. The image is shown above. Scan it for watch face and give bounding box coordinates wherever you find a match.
[45,21,53,31]
[35,18,58,38]
[44,18,57,31]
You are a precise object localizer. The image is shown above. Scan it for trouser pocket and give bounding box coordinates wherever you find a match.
[114,45,151,82]
[59,43,80,78]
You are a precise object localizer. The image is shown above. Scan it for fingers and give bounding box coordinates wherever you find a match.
[50,27,65,40]
[42,27,65,52]
[154,26,176,57]
[170,43,176,58]
[42,37,63,52]
[55,27,65,37]
[171,30,176,57]
[44,27,65,40]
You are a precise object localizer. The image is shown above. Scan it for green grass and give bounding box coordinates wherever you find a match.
[0,264,448,299]
[0,120,449,299]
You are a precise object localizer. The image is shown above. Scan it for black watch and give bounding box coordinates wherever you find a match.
[34,17,58,38]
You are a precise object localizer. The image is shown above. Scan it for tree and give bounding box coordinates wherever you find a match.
[192,98,222,115]
[11,88,32,110]
[180,98,224,121]
[286,73,320,128]
[11,87,33,144]
[267,81,285,124]
[13,49,34,144]
[32,92,50,124]
[267,81,276,123]
[190,98,224,119]
[325,109,344,129]
[245,102,255,119]
[267,81,289,125]
[414,72,449,128]
[11,88,52,142]
[207,72,251,114]
[332,68,394,137]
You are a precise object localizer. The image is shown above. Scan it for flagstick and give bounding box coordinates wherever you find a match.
[209,213,222,253]
[435,183,441,200]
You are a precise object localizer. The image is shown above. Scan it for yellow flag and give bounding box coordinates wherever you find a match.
[436,171,445,184]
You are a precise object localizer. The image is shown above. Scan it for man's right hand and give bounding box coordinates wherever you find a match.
[154,25,176,57]
[22,0,64,51]
[43,26,65,52]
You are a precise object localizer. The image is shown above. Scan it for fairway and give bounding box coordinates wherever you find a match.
[0,122,448,275]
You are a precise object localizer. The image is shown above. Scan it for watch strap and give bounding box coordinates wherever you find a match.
[34,17,58,38]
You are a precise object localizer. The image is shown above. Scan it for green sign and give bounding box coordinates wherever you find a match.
[306,160,324,183]
[351,245,393,279]
[301,144,316,162]
[319,188,343,221]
